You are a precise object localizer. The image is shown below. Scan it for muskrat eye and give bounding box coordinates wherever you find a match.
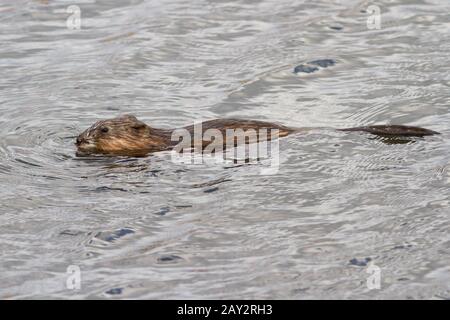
[100,127,109,133]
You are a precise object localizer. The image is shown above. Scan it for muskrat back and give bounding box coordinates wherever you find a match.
[75,115,439,156]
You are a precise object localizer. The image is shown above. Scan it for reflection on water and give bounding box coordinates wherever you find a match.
[0,0,449,299]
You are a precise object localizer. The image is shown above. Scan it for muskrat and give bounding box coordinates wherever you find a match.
[75,115,439,157]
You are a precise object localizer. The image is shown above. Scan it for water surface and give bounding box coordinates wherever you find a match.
[0,0,449,299]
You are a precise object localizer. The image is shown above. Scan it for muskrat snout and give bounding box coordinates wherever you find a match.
[75,134,92,146]
[75,129,97,155]
[75,136,83,146]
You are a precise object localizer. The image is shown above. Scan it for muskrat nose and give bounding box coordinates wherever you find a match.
[75,136,83,146]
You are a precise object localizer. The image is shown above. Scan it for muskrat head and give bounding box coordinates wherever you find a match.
[76,115,154,156]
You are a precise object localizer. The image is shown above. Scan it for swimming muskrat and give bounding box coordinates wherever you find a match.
[75,115,439,157]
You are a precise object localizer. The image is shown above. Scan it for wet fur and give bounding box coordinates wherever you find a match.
[76,115,439,156]
[76,115,171,156]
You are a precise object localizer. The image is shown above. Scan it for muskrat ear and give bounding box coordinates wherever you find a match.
[131,121,148,131]
[120,114,139,121]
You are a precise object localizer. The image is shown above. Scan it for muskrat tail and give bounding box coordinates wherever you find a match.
[339,125,440,137]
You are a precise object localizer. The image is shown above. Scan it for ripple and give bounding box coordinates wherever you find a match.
[0,0,449,300]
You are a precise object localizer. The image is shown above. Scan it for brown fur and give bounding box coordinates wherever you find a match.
[76,115,171,156]
[339,125,439,137]
[75,115,439,156]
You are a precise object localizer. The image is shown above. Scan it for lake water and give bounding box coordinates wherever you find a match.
[0,0,449,299]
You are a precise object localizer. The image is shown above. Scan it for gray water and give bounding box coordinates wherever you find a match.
[0,0,449,299]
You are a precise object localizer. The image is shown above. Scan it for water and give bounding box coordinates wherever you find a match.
[0,0,449,299]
